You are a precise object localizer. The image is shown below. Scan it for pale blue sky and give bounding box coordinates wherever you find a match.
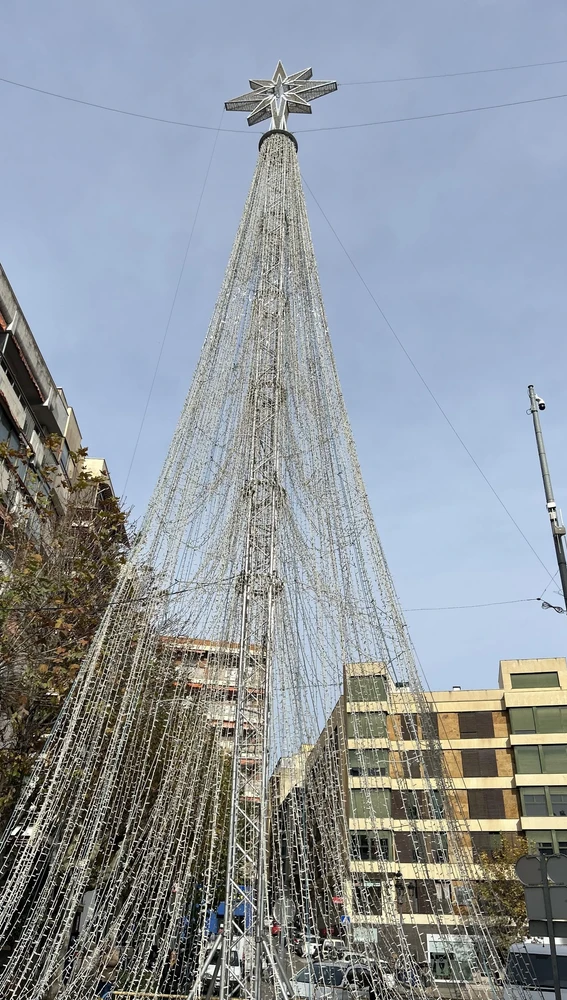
[1,0,566,689]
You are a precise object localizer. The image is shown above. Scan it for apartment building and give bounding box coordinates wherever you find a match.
[0,265,116,550]
[271,656,567,975]
[163,636,264,804]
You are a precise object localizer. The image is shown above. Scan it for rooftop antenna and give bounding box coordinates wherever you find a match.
[528,385,567,613]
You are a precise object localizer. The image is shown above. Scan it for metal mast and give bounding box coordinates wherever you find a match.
[527,384,567,612]
[220,65,337,1000]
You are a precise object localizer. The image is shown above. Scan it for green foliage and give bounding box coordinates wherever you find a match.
[0,443,129,830]
[475,834,529,956]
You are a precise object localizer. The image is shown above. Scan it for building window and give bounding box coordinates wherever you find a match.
[510,706,567,735]
[527,830,565,857]
[348,748,388,777]
[551,790,567,817]
[511,671,560,690]
[422,748,442,778]
[514,745,542,773]
[542,745,567,772]
[435,881,452,904]
[521,788,548,816]
[520,787,567,817]
[347,675,386,702]
[350,832,391,861]
[353,879,382,915]
[471,832,508,860]
[467,789,505,819]
[399,713,419,741]
[350,788,391,820]
[461,748,498,778]
[59,439,71,474]
[515,745,567,774]
[428,789,445,819]
[402,790,420,820]
[458,712,494,739]
[346,712,387,740]
[431,833,449,863]
[454,885,475,906]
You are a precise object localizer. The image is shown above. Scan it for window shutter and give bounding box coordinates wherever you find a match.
[461,750,480,777]
[467,789,504,819]
[395,832,413,863]
[458,712,494,739]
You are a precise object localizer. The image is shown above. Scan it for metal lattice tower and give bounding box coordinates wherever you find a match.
[0,64,506,1000]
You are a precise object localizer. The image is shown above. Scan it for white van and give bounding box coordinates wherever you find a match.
[505,939,567,1000]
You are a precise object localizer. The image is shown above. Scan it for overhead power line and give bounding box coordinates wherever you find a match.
[0,74,566,135]
[302,177,556,588]
[341,56,567,87]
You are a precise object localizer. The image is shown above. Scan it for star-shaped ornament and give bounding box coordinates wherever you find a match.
[225,61,337,131]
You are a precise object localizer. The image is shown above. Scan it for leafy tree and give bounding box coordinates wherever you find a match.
[475,834,529,956]
[0,440,129,830]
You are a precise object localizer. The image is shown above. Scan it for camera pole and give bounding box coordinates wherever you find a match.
[527,385,567,613]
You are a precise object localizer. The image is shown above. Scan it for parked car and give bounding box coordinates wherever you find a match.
[202,947,240,991]
[291,961,377,1000]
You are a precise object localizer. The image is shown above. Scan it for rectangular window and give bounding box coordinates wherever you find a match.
[471,832,506,860]
[431,832,449,863]
[510,707,567,735]
[550,790,567,817]
[509,708,536,734]
[461,748,498,778]
[542,745,567,773]
[535,707,567,734]
[511,672,559,689]
[422,748,442,778]
[467,789,505,819]
[346,712,387,740]
[428,789,445,819]
[520,788,548,817]
[527,830,554,857]
[458,712,494,739]
[350,788,391,819]
[350,832,391,861]
[347,675,386,702]
[348,748,388,777]
[402,790,420,820]
[514,745,542,773]
[353,880,382,915]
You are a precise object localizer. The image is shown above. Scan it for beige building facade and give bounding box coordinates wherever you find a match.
[272,656,567,966]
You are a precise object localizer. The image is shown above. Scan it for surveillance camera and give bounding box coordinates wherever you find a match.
[535,396,546,411]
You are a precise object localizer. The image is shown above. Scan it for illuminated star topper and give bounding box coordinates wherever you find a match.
[225,61,337,131]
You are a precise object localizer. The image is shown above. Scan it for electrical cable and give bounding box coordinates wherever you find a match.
[0,75,247,133]
[120,110,225,497]
[1,73,566,135]
[404,598,538,612]
[296,91,567,132]
[302,177,557,587]
[341,56,567,87]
